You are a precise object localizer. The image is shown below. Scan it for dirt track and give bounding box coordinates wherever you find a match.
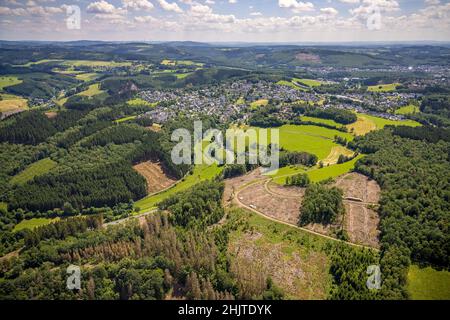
[224,169,381,250]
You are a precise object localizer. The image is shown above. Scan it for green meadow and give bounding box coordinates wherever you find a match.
[127,98,158,107]
[250,99,269,109]
[13,218,58,232]
[408,265,450,300]
[135,164,223,213]
[276,80,306,91]
[10,158,57,185]
[301,116,343,128]
[368,83,400,92]
[395,104,420,115]
[0,76,22,90]
[293,78,323,87]
[78,83,104,97]
[254,125,353,160]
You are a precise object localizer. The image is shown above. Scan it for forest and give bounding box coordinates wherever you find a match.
[351,127,450,298]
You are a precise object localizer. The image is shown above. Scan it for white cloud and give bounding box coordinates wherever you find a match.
[86,1,117,14]
[278,0,314,13]
[157,0,183,13]
[250,12,262,16]
[425,0,440,5]
[122,0,154,11]
[320,7,338,15]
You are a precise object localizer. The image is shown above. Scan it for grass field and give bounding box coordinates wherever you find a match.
[10,158,57,185]
[347,113,421,135]
[135,164,223,213]
[276,80,306,91]
[161,59,203,67]
[271,154,363,184]
[13,218,58,232]
[293,78,323,87]
[115,115,137,123]
[254,125,353,160]
[0,94,28,112]
[175,72,193,79]
[127,98,157,107]
[250,99,269,109]
[227,208,332,299]
[78,83,104,97]
[75,73,99,82]
[0,76,22,90]
[301,116,343,128]
[408,265,450,300]
[368,83,400,92]
[395,104,420,115]
[0,202,7,212]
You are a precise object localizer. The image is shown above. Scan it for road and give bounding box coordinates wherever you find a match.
[104,209,157,227]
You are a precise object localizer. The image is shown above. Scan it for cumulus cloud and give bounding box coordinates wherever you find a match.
[278,0,314,13]
[157,0,183,13]
[320,7,339,15]
[122,0,154,11]
[86,0,117,14]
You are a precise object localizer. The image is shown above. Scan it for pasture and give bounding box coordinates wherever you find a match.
[78,83,104,97]
[367,83,400,92]
[127,98,157,107]
[0,76,22,90]
[293,78,323,87]
[13,218,58,232]
[10,158,57,185]
[0,94,28,113]
[254,124,353,160]
[75,73,99,82]
[347,113,421,135]
[250,99,269,109]
[395,104,420,115]
[408,265,450,300]
[135,164,223,213]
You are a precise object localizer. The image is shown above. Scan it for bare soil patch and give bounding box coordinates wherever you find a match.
[223,168,266,207]
[133,161,177,194]
[45,112,58,119]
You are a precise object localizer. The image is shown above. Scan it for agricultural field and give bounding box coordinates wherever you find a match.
[78,83,104,97]
[10,158,57,185]
[293,78,323,87]
[75,73,99,82]
[367,83,400,92]
[395,104,420,115]
[347,113,421,135]
[127,98,157,107]
[0,94,28,113]
[13,217,58,232]
[254,124,353,160]
[133,161,177,195]
[175,72,193,79]
[135,164,223,213]
[161,59,203,67]
[408,265,450,300]
[227,208,332,300]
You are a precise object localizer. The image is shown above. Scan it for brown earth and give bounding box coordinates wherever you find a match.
[133,161,177,195]
[225,170,381,248]
[45,112,58,119]
[295,53,321,63]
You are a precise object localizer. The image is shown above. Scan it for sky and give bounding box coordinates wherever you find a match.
[0,0,449,42]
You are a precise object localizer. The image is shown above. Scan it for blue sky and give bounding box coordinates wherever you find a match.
[0,0,449,41]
